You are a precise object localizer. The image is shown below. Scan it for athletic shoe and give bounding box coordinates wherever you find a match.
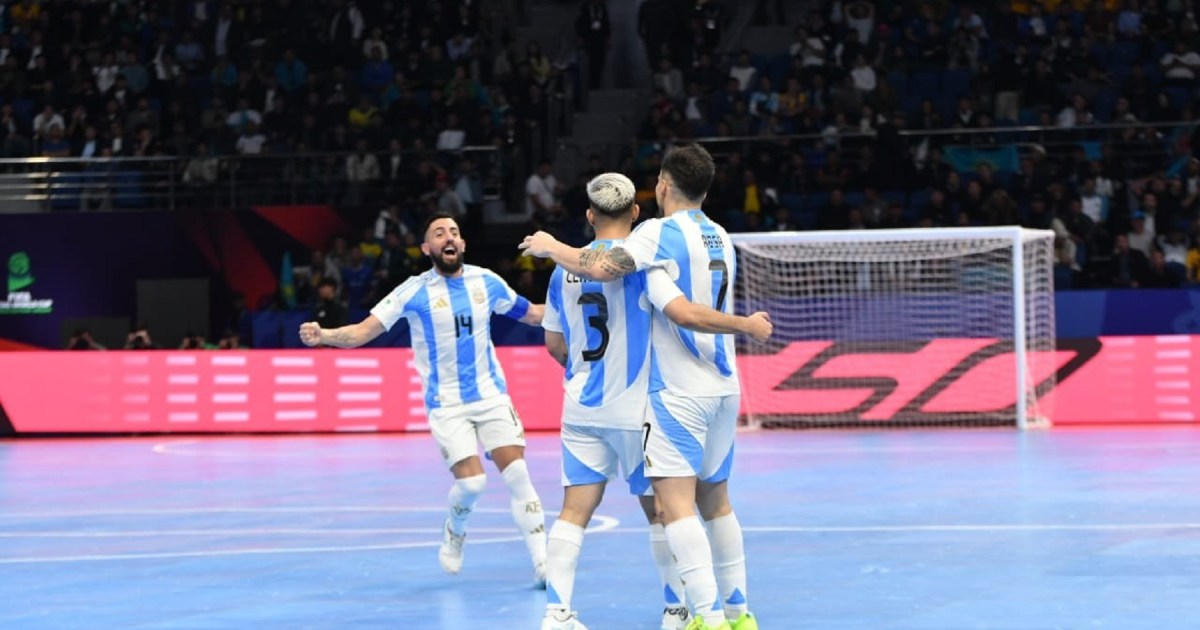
[541,609,589,630]
[730,612,758,630]
[533,560,547,589]
[661,605,690,630]
[438,519,465,575]
[684,618,731,630]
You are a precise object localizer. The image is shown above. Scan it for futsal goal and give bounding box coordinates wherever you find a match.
[730,227,1057,430]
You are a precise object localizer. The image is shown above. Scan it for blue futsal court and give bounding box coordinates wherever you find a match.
[2,428,1200,629]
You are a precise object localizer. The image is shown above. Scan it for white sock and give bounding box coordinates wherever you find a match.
[500,459,547,566]
[706,512,748,618]
[447,474,486,536]
[665,516,723,625]
[650,523,685,608]
[545,520,584,612]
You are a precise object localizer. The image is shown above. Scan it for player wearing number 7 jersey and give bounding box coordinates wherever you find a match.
[299,211,550,588]
[521,145,763,630]
[538,173,772,630]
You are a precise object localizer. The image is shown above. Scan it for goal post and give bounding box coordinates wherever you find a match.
[730,227,1057,430]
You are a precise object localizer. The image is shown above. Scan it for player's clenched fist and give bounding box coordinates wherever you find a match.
[298,322,323,347]
[747,311,773,343]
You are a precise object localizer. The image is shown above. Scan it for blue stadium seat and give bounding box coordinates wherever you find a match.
[804,192,830,213]
[1165,87,1192,111]
[941,69,972,99]
[910,72,939,99]
[1113,41,1140,67]
[769,54,791,88]
[780,193,804,213]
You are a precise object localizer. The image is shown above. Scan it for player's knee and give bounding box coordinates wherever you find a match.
[456,473,488,497]
[500,458,534,489]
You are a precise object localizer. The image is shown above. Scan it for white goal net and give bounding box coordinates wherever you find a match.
[731,227,1057,430]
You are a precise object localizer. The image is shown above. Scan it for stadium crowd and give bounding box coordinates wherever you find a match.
[621,0,1200,290]
[20,0,1200,351]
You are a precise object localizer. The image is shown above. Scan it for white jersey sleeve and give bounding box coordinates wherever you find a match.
[368,275,424,331]
[618,218,666,271]
[542,268,565,334]
[645,266,684,311]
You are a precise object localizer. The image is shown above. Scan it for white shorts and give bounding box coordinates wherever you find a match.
[560,423,652,496]
[643,391,739,482]
[427,396,526,467]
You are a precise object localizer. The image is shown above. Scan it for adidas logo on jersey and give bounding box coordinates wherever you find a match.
[433,297,450,309]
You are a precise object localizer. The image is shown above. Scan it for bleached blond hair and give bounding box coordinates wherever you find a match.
[586,172,636,219]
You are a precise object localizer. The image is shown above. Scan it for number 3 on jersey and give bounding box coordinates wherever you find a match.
[578,291,609,361]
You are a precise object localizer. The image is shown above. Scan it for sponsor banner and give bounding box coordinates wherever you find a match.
[0,336,1195,433]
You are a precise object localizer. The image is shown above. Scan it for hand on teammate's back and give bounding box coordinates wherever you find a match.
[746,312,773,343]
[298,322,322,347]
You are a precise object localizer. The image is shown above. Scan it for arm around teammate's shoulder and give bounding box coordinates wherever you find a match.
[299,315,387,348]
[519,302,545,326]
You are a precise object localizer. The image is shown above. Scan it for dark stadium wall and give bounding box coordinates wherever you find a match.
[0,207,346,349]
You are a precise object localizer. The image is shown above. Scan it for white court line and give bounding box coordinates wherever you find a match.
[0,528,533,538]
[334,357,379,369]
[0,538,523,565]
[211,355,247,366]
[1,519,1196,565]
[0,513,620,565]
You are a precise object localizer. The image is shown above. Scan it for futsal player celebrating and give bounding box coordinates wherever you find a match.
[300,212,549,586]
[521,145,758,629]
[538,172,771,630]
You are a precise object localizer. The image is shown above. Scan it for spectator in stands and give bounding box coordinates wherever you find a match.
[180,332,214,350]
[313,278,348,329]
[345,138,380,206]
[124,324,157,350]
[576,0,612,90]
[429,174,466,219]
[341,246,374,308]
[1187,232,1200,284]
[525,160,561,221]
[67,328,105,351]
[235,121,267,155]
[1161,39,1200,87]
[654,58,685,103]
[1058,93,1096,127]
[1128,210,1156,257]
[436,113,466,151]
[1142,248,1182,288]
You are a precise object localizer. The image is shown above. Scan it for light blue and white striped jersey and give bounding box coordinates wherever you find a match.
[543,239,683,430]
[371,265,531,411]
[620,211,741,397]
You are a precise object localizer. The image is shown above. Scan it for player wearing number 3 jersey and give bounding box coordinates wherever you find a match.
[521,145,766,630]
[299,211,550,589]
[537,173,771,630]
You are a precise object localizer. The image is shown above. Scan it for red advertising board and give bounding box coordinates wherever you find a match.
[0,336,1195,433]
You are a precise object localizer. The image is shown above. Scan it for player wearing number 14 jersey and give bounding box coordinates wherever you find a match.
[537,173,772,630]
[300,212,550,588]
[521,145,764,630]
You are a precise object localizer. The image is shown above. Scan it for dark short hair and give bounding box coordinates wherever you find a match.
[422,211,459,237]
[318,278,339,291]
[661,144,715,203]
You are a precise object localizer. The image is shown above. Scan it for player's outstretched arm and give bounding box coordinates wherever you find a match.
[519,230,636,282]
[299,316,387,348]
[661,298,773,342]
[544,330,568,368]
[519,303,545,326]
